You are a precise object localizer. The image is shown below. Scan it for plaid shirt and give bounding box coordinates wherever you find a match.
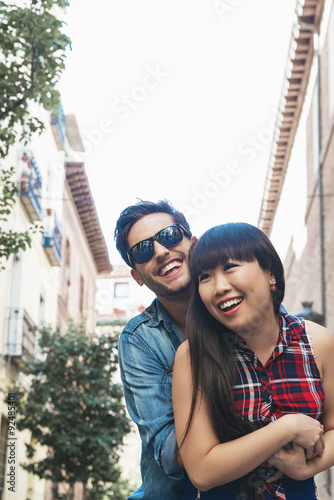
[232,313,324,499]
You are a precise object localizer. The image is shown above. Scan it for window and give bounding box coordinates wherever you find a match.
[114,282,129,298]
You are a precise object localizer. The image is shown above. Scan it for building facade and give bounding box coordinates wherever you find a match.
[96,264,154,325]
[259,0,334,497]
[0,104,111,500]
[95,265,154,488]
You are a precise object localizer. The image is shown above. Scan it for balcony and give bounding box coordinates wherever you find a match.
[51,102,67,150]
[18,150,42,221]
[43,211,62,266]
[5,308,36,365]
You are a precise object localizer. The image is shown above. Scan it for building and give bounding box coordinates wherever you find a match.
[95,266,154,488]
[58,116,111,333]
[0,101,65,500]
[259,0,334,497]
[0,103,111,500]
[96,264,154,326]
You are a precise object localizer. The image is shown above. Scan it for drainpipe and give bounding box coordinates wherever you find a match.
[298,19,329,494]
[314,33,326,326]
[297,22,326,325]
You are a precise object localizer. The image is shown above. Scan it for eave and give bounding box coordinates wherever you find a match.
[258,0,326,235]
[65,161,112,274]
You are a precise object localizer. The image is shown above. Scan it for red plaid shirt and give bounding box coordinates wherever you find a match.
[232,313,324,499]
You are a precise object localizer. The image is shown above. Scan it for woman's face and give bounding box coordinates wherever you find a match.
[198,259,275,334]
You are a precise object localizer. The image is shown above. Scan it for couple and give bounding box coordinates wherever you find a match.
[114,199,334,500]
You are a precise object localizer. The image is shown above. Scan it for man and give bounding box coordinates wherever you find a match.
[114,199,197,499]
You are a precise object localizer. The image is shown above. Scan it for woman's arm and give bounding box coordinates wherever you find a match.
[172,340,325,491]
[267,321,334,480]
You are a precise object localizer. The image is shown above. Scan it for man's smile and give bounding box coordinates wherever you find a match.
[159,259,182,277]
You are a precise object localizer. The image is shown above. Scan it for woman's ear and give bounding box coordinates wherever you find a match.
[269,273,277,291]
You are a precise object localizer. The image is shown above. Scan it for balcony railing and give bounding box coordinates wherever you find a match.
[5,308,36,365]
[43,211,62,266]
[18,150,42,221]
[51,102,67,150]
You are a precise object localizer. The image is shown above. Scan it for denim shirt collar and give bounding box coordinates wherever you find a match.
[143,298,168,326]
[143,298,186,345]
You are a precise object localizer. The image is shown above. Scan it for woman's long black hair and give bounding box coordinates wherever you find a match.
[184,223,285,498]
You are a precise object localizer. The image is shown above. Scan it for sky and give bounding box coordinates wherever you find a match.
[58,0,297,265]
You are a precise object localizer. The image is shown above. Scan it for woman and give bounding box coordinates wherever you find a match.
[172,223,334,499]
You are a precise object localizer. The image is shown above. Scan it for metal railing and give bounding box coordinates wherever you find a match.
[18,150,42,220]
[5,308,36,362]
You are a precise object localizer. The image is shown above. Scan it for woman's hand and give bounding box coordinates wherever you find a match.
[281,414,325,459]
[266,443,309,481]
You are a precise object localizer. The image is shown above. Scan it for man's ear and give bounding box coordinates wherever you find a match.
[131,268,144,286]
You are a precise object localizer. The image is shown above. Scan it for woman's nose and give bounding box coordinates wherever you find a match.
[214,275,231,295]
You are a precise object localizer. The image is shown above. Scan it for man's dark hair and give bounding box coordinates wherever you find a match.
[114,199,192,267]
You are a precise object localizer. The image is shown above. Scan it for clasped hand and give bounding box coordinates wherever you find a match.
[265,417,325,483]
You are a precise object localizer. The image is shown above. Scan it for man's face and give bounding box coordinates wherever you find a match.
[127,213,196,301]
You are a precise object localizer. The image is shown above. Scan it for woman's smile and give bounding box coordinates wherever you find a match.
[198,260,274,333]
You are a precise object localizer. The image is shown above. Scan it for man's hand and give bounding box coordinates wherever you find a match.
[260,461,284,483]
[266,443,309,481]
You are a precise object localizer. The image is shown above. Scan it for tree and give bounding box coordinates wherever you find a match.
[0,0,71,265]
[13,324,132,500]
[0,166,41,269]
[0,0,71,157]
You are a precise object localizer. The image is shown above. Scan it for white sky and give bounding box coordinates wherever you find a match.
[58,0,297,265]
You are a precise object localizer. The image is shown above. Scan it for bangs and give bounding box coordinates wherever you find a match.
[190,222,285,315]
[191,225,257,278]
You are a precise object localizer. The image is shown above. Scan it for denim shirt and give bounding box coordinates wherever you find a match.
[118,298,187,499]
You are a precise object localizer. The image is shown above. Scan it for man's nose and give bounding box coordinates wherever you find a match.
[153,240,169,260]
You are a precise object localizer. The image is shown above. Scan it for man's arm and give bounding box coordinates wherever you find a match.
[118,328,184,478]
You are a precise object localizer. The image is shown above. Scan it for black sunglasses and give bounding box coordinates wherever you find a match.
[127,223,190,266]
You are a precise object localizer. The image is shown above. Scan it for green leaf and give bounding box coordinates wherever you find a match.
[10,324,131,498]
[0,0,71,158]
